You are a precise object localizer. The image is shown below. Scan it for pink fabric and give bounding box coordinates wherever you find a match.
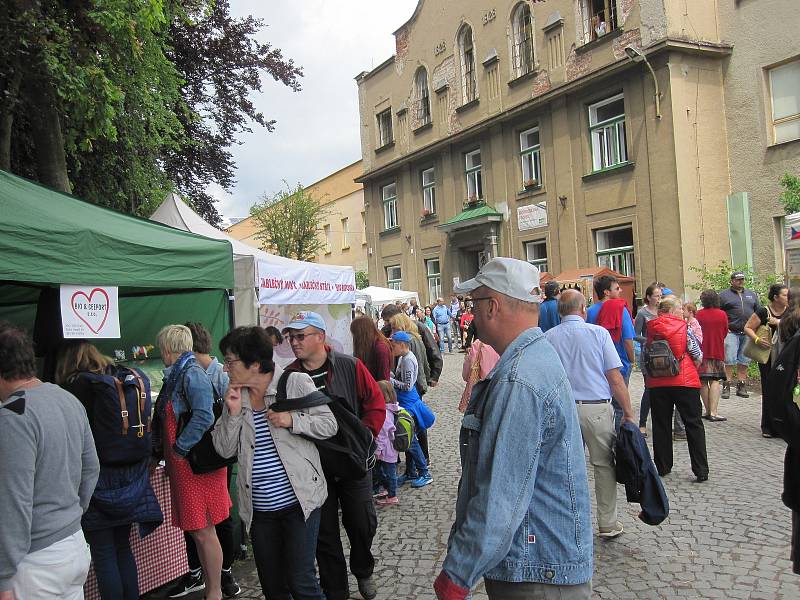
[375,402,399,463]
[687,317,703,345]
[459,341,501,412]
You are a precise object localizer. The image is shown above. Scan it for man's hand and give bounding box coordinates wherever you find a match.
[267,410,293,429]
[621,413,637,426]
[433,571,469,600]
[225,384,244,416]
[0,589,16,600]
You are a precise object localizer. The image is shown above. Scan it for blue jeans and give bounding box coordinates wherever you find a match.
[405,434,429,478]
[84,524,138,600]
[251,505,325,600]
[436,323,452,352]
[376,460,397,497]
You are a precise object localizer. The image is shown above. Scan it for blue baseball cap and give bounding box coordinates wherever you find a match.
[282,311,326,333]
[390,331,412,343]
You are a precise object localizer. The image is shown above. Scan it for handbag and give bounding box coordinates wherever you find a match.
[743,324,772,364]
[459,345,483,413]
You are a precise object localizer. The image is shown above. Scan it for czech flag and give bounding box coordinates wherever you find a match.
[792,227,800,241]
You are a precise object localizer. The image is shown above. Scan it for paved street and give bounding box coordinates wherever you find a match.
[200,353,800,599]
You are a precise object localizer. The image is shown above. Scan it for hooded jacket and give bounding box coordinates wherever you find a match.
[646,313,701,389]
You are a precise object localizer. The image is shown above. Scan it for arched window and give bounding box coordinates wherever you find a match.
[512,3,535,78]
[415,67,431,125]
[459,25,477,104]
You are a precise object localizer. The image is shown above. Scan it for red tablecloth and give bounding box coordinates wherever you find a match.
[84,465,188,599]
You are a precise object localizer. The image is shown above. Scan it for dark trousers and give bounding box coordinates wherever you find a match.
[485,579,592,599]
[250,505,324,600]
[185,466,237,571]
[650,386,709,478]
[404,417,429,470]
[84,524,138,600]
[316,472,377,600]
[760,360,776,435]
[639,387,651,428]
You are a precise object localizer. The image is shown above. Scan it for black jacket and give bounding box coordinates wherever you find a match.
[616,422,669,525]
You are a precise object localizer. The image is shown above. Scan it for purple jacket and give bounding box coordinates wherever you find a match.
[376,402,399,463]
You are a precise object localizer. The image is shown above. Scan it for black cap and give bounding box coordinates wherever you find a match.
[731,271,745,280]
[544,280,561,298]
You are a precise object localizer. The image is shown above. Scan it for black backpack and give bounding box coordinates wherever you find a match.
[273,371,376,480]
[766,330,800,446]
[77,365,152,465]
[642,337,683,378]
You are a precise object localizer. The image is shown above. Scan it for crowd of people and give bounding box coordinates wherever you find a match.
[3,261,799,600]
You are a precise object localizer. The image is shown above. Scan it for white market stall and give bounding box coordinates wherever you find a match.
[356,286,420,319]
[151,194,356,364]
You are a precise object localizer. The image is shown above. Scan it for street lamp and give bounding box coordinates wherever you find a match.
[625,45,662,119]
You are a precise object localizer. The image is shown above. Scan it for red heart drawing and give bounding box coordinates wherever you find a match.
[70,288,110,335]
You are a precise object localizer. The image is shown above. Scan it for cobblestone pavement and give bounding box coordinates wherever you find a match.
[160,353,800,599]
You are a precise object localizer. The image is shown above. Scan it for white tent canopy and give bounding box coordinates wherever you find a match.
[356,286,419,306]
[151,193,354,326]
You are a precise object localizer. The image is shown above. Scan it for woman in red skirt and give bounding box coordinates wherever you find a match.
[156,325,230,600]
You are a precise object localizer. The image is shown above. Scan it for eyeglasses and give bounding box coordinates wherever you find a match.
[288,332,322,342]
[223,357,242,367]
[470,296,495,304]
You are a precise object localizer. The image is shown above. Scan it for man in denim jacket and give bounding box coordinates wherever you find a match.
[434,258,593,600]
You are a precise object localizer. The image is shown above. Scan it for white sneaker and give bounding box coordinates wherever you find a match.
[598,521,624,539]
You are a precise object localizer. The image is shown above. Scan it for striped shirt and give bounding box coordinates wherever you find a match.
[251,409,297,512]
[305,365,329,394]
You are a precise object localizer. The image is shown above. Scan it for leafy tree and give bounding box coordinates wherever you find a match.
[688,261,779,304]
[250,183,330,261]
[356,271,369,290]
[0,0,302,225]
[780,173,800,214]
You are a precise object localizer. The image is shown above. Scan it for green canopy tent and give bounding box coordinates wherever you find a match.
[0,170,234,379]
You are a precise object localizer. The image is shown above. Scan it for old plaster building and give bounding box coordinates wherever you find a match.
[227,160,368,273]
[355,0,800,303]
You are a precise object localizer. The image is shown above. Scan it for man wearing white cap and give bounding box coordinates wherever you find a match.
[433,258,593,600]
[281,311,384,600]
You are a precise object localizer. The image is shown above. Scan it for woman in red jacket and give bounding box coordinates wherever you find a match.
[695,290,730,422]
[647,297,709,483]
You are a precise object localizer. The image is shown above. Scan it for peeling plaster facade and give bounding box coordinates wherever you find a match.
[354,0,792,302]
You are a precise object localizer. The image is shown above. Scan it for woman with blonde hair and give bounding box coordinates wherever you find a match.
[56,341,162,600]
[155,324,230,600]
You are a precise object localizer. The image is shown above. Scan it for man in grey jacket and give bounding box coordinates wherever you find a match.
[0,321,99,600]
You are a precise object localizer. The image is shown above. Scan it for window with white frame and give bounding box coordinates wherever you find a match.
[769,59,800,144]
[376,109,393,147]
[581,0,618,44]
[519,127,541,187]
[524,240,548,273]
[422,167,436,215]
[323,224,332,254]
[425,258,442,304]
[341,218,349,249]
[382,183,398,230]
[415,68,431,126]
[589,93,627,171]
[465,149,483,200]
[386,265,402,290]
[459,25,478,104]
[512,3,535,78]
[595,225,635,276]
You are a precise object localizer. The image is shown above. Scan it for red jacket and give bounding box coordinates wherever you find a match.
[695,307,728,361]
[646,313,700,389]
[286,347,385,437]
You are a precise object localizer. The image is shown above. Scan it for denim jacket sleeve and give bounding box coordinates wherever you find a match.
[174,366,215,456]
[442,377,549,589]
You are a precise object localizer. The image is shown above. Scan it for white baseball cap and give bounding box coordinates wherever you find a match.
[454,257,541,303]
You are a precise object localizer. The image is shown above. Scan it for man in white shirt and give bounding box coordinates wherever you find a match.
[545,290,635,539]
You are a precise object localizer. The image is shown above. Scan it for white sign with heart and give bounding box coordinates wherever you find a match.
[60,285,121,339]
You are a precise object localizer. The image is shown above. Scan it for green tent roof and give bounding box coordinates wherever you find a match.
[0,170,233,290]
[440,203,503,227]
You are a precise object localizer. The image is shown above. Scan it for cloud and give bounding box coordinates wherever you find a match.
[215,0,419,221]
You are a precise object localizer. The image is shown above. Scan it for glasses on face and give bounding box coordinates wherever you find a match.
[223,357,242,367]
[288,331,321,342]
[470,296,494,304]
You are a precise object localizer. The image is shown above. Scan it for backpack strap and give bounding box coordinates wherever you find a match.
[113,377,129,435]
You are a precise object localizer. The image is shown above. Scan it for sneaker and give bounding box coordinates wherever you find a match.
[673,431,687,441]
[167,571,205,598]
[357,576,378,600]
[736,381,749,398]
[722,381,731,399]
[397,474,416,486]
[239,544,248,561]
[221,569,242,598]
[598,521,624,539]
[375,496,399,507]
[411,473,433,488]
[372,488,388,499]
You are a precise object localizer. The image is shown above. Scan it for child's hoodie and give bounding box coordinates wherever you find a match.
[376,402,399,464]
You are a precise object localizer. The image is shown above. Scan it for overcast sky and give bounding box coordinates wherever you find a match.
[212,0,419,222]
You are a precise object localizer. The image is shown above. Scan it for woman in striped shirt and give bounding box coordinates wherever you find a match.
[212,327,337,600]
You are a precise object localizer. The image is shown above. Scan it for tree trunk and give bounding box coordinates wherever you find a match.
[0,72,19,171]
[24,73,71,193]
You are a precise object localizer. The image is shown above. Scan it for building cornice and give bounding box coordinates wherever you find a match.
[354,55,396,84]
[354,37,732,184]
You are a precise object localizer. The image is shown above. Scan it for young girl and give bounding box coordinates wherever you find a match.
[683,302,703,345]
[374,381,400,506]
[390,331,434,488]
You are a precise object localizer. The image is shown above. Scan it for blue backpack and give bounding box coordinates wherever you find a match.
[78,365,152,465]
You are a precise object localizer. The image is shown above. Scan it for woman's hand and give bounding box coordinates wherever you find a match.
[267,410,293,428]
[768,316,780,327]
[756,337,771,349]
[225,384,244,416]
